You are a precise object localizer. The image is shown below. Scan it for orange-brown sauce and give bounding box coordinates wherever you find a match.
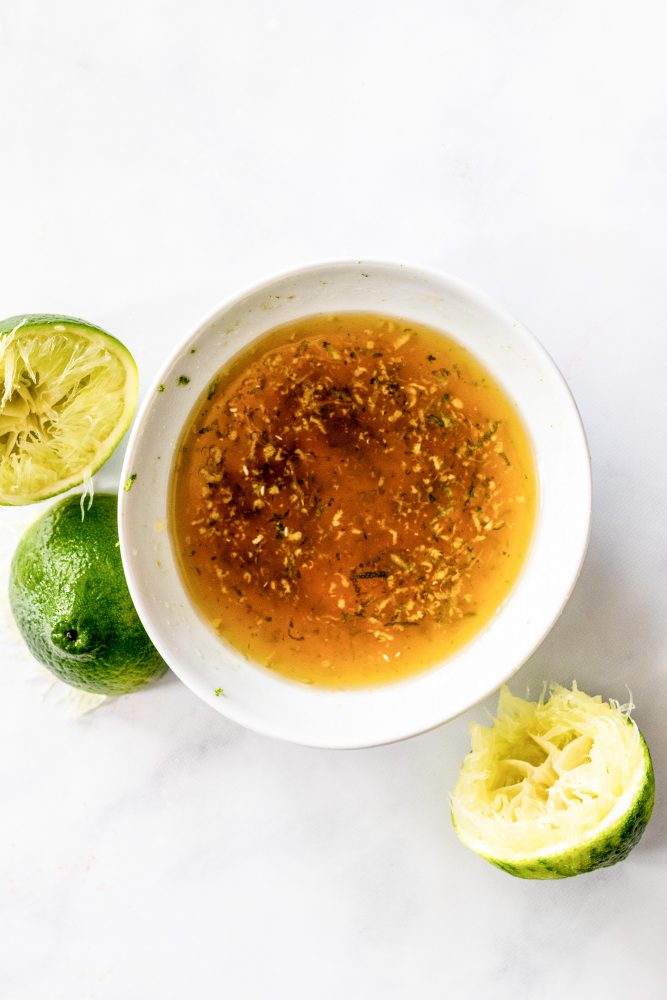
[171,313,536,687]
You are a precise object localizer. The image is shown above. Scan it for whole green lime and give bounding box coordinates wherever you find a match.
[9,493,167,695]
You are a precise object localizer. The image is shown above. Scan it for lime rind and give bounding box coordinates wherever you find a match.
[451,684,655,879]
[0,314,138,505]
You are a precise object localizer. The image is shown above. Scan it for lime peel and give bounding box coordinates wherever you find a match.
[451,683,654,879]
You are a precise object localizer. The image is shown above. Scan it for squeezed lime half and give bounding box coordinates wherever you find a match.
[451,684,654,879]
[0,314,138,505]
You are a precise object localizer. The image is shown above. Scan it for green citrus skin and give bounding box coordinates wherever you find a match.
[9,493,167,695]
[0,312,113,339]
[482,736,655,880]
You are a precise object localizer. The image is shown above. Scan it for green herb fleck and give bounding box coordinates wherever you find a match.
[177,375,190,385]
[123,473,137,492]
[207,379,218,400]
[213,687,224,697]
[427,354,436,362]
[478,421,499,445]
[157,384,165,393]
[322,340,342,360]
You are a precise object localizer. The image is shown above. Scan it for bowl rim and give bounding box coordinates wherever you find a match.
[119,258,592,748]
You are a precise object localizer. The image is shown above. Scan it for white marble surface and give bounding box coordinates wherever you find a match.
[1,2,666,997]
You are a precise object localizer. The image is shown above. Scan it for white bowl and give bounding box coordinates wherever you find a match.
[119,261,591,748]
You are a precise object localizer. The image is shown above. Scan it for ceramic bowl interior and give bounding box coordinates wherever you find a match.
[119,261,590,748]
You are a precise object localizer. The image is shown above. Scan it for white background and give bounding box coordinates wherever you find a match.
[1,2,666,997]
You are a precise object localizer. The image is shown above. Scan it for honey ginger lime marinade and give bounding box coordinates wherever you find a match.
[171,313,536,687]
